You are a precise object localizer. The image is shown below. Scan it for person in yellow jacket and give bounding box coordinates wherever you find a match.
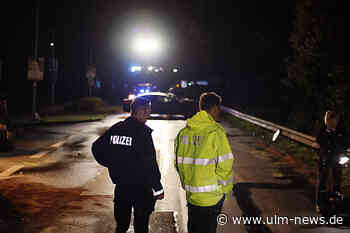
[174,92,234,233]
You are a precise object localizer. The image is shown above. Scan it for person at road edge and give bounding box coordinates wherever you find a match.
[316,109,347,211]
[174,92,234,233]
[91,97,164,233]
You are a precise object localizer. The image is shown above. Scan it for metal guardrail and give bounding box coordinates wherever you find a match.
[221,106,319,149]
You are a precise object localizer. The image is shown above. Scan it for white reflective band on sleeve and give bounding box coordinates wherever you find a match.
[153,189,164,196]
[218,177,234,186]
[177,156,215,166]
[217,153,234,163]
[184,184,218,193]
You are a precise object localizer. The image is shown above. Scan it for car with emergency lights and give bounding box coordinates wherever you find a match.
[123,91,196,119]
[123,83,157,111]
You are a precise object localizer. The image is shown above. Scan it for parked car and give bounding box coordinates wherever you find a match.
[123,92,196,119]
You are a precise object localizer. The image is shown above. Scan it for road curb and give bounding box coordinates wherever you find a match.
[0,140,66,178]
[12,118,103,128]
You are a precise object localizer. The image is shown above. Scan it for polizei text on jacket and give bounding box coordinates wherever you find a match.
[110,135,132,146]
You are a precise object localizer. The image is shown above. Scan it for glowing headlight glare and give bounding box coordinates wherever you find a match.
[128,94,136,100]
[132,38,161,55]
[339,156,349,165]
[140,89,145,93]
[130,66,142,72]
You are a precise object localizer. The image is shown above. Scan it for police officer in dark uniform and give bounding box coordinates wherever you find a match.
[316,110,347,209]
[92,97,164,233]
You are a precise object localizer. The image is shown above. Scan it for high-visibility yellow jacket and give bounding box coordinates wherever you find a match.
[174,110,234,206]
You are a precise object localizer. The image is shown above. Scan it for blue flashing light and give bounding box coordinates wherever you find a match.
[196,80,208,86]
[130,66,142,72]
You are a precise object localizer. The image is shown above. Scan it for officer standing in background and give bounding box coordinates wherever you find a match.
[316,109,347,210]
[91,97,164,233]
[174,92,234,233]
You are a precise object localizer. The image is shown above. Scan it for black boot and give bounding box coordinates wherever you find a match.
[317,190,328,212]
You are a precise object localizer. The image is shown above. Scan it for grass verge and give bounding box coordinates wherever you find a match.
[40,114,106,123]
[222,113,350,194]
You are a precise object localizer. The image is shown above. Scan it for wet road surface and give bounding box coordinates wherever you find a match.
[1,114,349,233]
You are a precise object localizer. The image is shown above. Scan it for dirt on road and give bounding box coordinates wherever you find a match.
[0,176,83,233]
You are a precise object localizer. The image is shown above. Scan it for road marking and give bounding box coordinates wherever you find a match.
[29,150,50,159]
[29,141,65,159]
[0,141,65,177]
[49,141,65,149]
[0,164,25,177]
[22,162,40,167]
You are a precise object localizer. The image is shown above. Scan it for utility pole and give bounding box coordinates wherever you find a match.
[89,48,93,65]
[0,59,3,81]
[49,30,58,105]
[32,0,40,120]
[50,31,55,58]
[86,48,96,97]
[86,1,96,98]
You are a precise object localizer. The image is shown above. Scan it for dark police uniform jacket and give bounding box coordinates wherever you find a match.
[91,117,163,193]
[316,122,347,167]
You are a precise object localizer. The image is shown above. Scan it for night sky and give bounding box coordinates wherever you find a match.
[0,0,295,114]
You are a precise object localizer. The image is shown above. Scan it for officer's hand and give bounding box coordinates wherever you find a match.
[155,193,164,200]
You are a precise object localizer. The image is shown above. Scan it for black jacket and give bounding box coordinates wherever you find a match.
[91,117,163,192]
[316,121,347,163]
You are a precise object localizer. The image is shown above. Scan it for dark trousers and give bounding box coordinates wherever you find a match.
[114,185,156,233]
[318,166,342,193]
[187,195,225,233]
[318,164,342,206]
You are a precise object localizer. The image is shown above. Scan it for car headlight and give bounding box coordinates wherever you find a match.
[128,94,136,100]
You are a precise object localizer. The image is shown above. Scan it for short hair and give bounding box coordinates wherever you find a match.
[131,97,151,115]
[324,109,341,125]
[199,92,222,111]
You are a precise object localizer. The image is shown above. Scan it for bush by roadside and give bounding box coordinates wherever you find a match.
[4,97,123,140]
[41,97,123,115]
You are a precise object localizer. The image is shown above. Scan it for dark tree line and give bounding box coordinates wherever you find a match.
[283,0,345,134]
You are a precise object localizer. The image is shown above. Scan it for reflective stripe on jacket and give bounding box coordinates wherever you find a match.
[174,110,234,206]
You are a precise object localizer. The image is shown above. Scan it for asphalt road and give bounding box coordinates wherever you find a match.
[1,114,349,233]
